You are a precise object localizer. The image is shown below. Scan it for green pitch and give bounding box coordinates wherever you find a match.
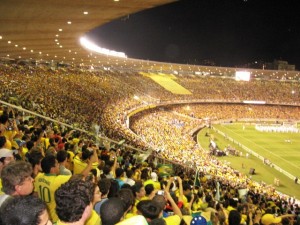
[197,123,300,199]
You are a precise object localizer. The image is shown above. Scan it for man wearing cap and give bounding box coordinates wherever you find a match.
[0,147,17,194]
[0,148,16,170]
[143,170,161,191]
[261,213,295,225]
[150,171,161,190]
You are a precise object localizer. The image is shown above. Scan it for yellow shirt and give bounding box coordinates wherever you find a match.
[41,137,50,150]
[0,179,3,195]
[192,199,204,211]
[55,211,101,225]
[85,210,101,225]
[143,179,161,190]
[117,215,148,225]
[72,138,80,145]
[132,196,149,215]
[227,205,235,212]
[73,155,99,176]
[55,220,68,225]
[66,150,75,172]
[143,179,155,187]
[176,192,189,208]
[3,130,18,150]
[34,173,71,222]
[67,150,75,163]
[164,215,181,225]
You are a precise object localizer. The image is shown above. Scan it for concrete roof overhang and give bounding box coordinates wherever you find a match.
[0,0,175,67]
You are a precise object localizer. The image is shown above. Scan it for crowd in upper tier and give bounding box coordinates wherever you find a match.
[1,64,299,145]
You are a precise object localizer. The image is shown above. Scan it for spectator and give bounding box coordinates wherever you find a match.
[132,181,147,214]
[0,161,33,207]
[55,179,94,225]
[73,148,99,176]
[0,195,52,225]
[56,150,72,175]
[100,197,125,225]
[115,167,125,189]
[27,150,43,178]
[86,182,101,225]
[124,169,135,186]
[145,183,155,198]
[228,210,241,225]
[117,188,135,218]
[137,200,161,222]
[94,178,111,215]
[0,148,16,177]
[34,151,97,222]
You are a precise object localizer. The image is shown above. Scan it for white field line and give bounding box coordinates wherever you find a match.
[219,125,300,170]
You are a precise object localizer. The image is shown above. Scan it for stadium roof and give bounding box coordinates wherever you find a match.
[0,0,174,67]
[1,0,300,79]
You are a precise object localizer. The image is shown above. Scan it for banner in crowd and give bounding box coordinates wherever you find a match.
[157,164,174,177]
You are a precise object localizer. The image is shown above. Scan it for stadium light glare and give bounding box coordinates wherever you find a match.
[235,71,250,81]
[79,37,127,58]
[243,100,266,104]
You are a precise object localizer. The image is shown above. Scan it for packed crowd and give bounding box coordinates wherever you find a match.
[1,64,300,147]
[0,107,299,225]
[168,104,300,122]
[130,109,201,160]
[1,63,300,225]
[130,104,300,161]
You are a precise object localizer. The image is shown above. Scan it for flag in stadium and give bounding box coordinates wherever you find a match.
[194,169,200,187]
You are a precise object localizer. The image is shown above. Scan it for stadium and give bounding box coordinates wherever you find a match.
[1,1,300,225]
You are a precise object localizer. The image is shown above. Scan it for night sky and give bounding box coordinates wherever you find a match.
[88,0,300,69]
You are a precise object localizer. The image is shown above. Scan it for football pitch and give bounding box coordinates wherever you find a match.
[197,123,300,199]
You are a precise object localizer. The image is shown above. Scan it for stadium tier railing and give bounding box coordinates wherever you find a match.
[0,100,144,153]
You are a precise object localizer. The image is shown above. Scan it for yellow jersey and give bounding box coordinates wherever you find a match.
[34,173,71,222]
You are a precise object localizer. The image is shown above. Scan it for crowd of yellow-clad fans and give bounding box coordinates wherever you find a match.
[0,64,299,225]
